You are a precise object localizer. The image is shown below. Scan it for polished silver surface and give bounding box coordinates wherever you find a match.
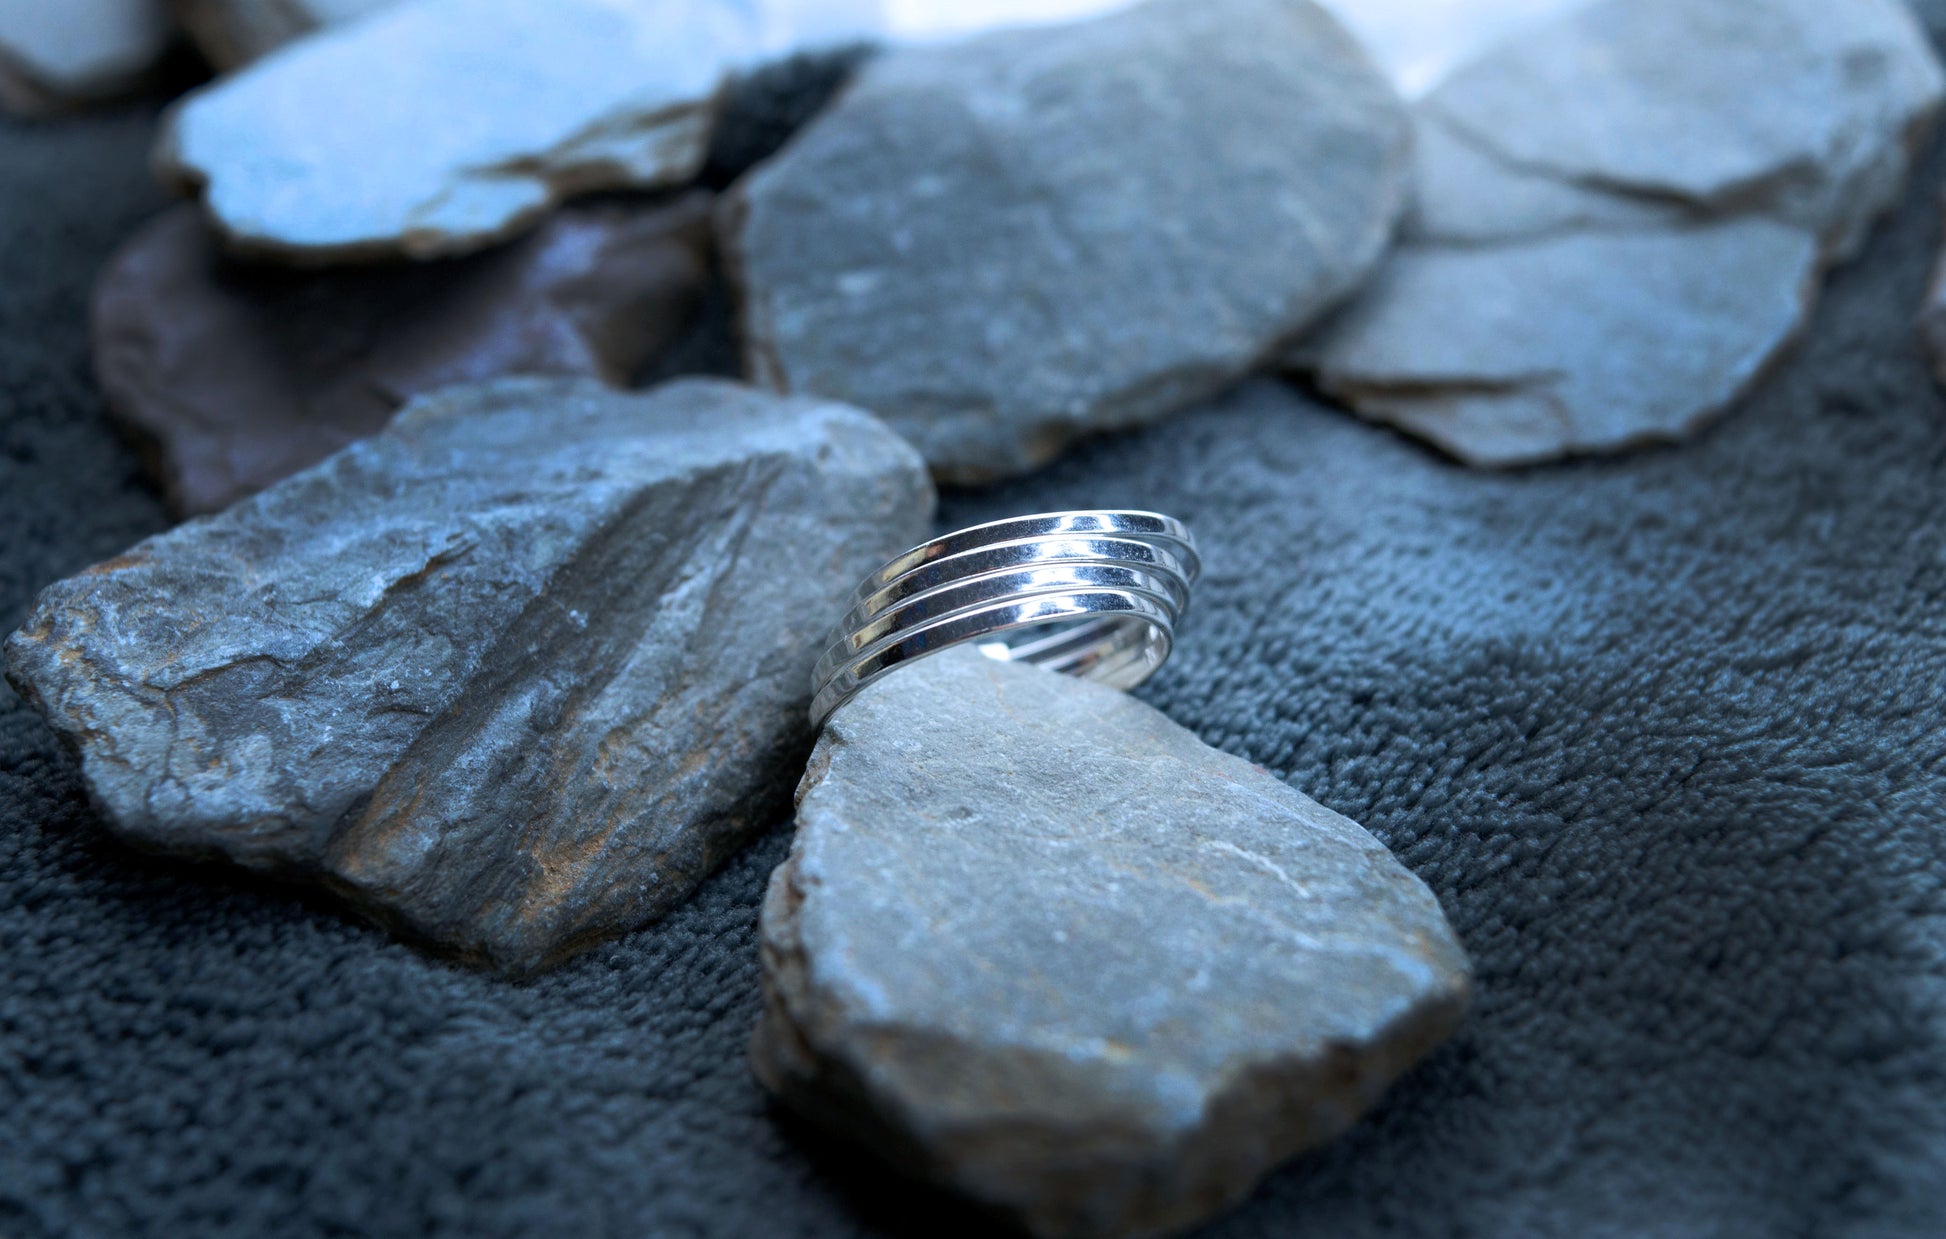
[811,511,1198,727]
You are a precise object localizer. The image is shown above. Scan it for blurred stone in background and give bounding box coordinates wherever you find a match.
[0,0,1603,120]
[1303,222,1820,468]
[170,0,392,68]
[154,0,762,261]
[0,0,172,114]
[1426,0,1938,260]
[727,0,1412,482]
[94,194,715,515]
[1316,0,1588,95]
[1296,0,1945,466]
[883,0,1593,96]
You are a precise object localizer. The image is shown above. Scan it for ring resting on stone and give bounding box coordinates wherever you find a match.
[810,511,1199,728]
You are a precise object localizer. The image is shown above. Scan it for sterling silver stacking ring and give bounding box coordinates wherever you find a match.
[810,510,1199,728]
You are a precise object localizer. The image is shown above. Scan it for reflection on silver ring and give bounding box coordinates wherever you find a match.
[810,510,1198,728]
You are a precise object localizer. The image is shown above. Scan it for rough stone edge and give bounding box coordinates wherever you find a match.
[150,80,730,266]
[1283,0,1946,471]
[753,694,1473,1238]
[2,379,935,975]
[1295,201,1836,469]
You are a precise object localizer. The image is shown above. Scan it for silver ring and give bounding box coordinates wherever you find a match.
[810,511,1198,727]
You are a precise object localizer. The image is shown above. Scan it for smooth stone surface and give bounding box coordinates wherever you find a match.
[94,193,715,516]
[171,0,393,68]
[1427,0,1945,262]
[1308,221,1819,466]
[757,650,1471,1239]
[156,0,763,261]
[0,0,172,114]
[1404,115,1686,247]
[727,0,1410,483]
[4,377,933,973]
[1298,0,1944,468]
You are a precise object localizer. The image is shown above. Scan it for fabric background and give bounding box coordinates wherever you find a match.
[7,12,1946,1235]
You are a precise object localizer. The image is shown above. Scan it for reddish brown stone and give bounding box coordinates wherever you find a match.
[93,192,715,515]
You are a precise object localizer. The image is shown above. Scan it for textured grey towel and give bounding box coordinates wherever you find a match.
[6,19,1946,1234]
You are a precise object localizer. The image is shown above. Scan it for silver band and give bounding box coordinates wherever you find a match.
[810,511,1199,727]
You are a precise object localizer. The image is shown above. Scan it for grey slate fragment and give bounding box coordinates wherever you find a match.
[3,376,934,973]
[1404,116,1687,247]
[726,0,1411,483]
[154,0,764,262]
[94,194,715,516]
[1297,0,1944,468]
[756,650,1471,1239]
[1425,0,1945,263]
[1307,221,1820,466]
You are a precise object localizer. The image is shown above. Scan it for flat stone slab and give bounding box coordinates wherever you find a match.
[172,0,395,69]
[1403,115,1689,247]
[757,650,1470,1239]
[155,0,765,261]
[726,0,1410,483]
[1425,0,1945,262]
[5,377,933,973]
[1307,220,1819,466]
[0,0,171,115]
[1296,0,1943,468]
[94,193,715,516]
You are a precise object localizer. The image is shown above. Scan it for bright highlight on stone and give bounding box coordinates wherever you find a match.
[155,0,765,261]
